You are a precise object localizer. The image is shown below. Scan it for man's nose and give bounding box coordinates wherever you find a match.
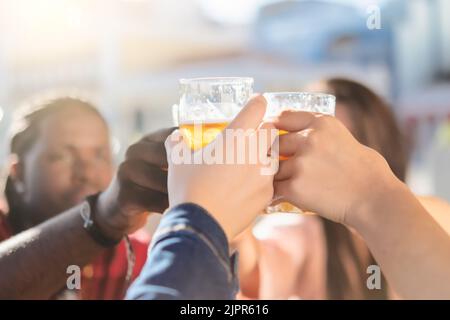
[73,157,101,184]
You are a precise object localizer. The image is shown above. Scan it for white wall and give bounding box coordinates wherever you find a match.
[438,0,450,73]
[393,0,436,95]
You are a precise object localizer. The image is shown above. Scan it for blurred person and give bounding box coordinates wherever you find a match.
[0,95,171,299]
[235,78,450,300]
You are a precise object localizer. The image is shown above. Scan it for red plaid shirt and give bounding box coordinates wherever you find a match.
[0,210,150,300]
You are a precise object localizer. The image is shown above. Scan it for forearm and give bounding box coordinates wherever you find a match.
[0,205,105,299]
[231,230,260,299]
[351,180,450,299]
[126,203,238,300]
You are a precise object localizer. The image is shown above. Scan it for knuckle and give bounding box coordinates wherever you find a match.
[125,143,140,160]
[307,131,320,146]
[251,94,267,106]
[117,162,131,182]
[279,109,294,119]
[316,114,334,128]
[118,159,140,180]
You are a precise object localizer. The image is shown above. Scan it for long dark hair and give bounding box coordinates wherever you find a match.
[3,94,105,233]
[315,78,408,299]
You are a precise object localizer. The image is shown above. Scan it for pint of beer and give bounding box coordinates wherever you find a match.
[177,77,254,151]
[175,78,336,215]
[264,92,336,214]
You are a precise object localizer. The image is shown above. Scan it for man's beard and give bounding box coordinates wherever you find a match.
[26,185,102,228]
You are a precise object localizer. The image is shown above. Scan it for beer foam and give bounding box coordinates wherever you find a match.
[179,119,232,125]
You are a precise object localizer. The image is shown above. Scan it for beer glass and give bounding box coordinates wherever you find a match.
[174,79,335,215]
[264,92,336,213]
[176,77,254,150]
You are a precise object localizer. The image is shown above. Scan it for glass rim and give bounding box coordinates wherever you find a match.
[264,91,336,101]
[179,77,254,85]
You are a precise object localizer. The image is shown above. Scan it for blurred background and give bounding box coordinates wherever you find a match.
[0,0,449,203]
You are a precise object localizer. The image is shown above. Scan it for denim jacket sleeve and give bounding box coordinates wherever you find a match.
[126,202,239,300]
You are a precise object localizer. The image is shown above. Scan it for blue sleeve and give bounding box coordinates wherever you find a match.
[125,203,239,300]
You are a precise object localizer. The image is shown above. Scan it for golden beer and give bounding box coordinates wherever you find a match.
[179,121,229,150]
[180,122,289,150]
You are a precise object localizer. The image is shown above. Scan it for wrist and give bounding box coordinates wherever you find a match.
[346,174,409,233]
[95,190,127,241]
[171,198,232,242]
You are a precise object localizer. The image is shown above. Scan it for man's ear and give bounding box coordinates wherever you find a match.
[8,154,25,192]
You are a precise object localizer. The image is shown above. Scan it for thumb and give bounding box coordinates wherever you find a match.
[227,94,267,131]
